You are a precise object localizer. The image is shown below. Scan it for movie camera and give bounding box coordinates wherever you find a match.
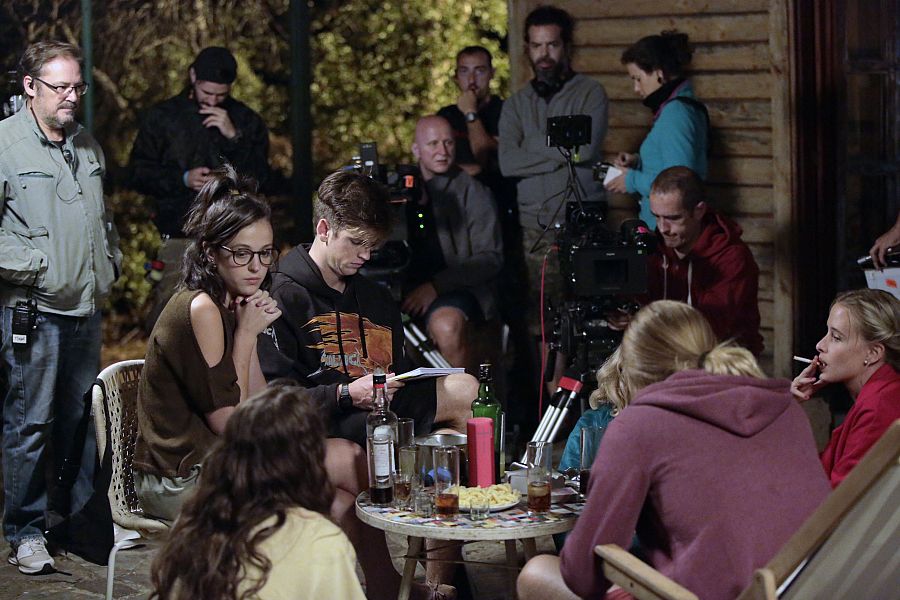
[541,115,657,374]
[346,142,422,293]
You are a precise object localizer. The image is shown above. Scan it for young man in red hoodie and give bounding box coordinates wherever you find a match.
[646,166,764,355]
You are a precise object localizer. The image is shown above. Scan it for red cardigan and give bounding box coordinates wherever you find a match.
[820,363,900,487]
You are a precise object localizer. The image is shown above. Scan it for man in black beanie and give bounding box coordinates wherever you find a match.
[129,46,270,331]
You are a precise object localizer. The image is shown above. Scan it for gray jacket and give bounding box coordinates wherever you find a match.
[425,168,503,320]
[499,73,609,231]
[0,106,121,316]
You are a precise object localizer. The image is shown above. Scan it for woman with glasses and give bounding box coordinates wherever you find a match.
[133,164,282,520]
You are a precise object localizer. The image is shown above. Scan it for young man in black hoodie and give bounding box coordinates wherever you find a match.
[257,170,476,448]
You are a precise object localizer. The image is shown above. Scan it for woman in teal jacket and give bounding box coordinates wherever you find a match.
[605,32,708,228]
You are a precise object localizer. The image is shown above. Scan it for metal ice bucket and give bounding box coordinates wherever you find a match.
[414,433,468,486]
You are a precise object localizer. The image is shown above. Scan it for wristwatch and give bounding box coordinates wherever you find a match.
[338,383,353,411]
[464,111,478,123]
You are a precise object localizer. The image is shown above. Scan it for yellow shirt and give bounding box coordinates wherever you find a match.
[239,507,366,600]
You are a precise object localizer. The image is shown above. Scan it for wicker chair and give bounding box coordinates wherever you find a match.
[92,359,169,599]
[594,419,900,600]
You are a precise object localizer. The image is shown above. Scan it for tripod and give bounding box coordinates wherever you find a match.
[516,371,586,465]
[402,317,452,369]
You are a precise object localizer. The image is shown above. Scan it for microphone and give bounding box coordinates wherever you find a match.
[62,148,75,171]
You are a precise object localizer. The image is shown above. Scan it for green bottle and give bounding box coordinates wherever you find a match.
[471,362,504,483]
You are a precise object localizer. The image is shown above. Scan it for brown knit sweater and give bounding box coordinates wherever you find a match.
[134,289,240,478]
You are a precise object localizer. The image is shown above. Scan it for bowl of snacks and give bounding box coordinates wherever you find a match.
[451,483,521,512]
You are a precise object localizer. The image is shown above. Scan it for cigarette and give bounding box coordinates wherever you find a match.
[792,355,813,364]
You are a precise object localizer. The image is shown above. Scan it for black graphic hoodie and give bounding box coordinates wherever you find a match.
[257,244,407,418]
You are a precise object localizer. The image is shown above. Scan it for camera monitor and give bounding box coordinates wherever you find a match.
[546,115,591,149]
[568,246,649,298]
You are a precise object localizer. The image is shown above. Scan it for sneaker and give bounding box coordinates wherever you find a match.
[7,536,55,575]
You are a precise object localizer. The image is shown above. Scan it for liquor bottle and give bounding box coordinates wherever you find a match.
[365,368,399,468]
[366,369,398,504]
[470,362,504,483]
[367,433,393,505]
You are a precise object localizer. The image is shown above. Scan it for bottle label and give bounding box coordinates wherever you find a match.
[374,424,395,440]
[373,442,392,477]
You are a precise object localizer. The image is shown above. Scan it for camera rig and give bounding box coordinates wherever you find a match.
[550,202,655,373]
[523,115,656,458]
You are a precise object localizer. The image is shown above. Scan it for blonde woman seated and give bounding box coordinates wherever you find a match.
[518,301,830,600]
[791,288,900,487]
[150,383,365,599]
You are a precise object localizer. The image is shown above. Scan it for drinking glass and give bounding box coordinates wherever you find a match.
[469,497,490,521]
[526,441,552,513]
[432,446,460,518]
[398,418,415,449]
[579,426,604,496]
[394,446,418,509]
[413,488,434,517]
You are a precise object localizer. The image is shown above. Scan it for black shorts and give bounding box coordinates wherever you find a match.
[425,289,485,323]
[328,377,438,448]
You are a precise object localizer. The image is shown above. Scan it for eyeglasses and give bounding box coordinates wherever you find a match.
[32,76,89,97]
[219,245,279,266]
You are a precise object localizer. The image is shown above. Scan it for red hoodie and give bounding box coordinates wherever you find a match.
[648,210,764,355]
[820,363,900,487]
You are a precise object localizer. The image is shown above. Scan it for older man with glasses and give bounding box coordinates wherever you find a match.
[0,41,121,575]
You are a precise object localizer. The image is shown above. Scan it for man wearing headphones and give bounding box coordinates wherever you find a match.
[498,5,608,392]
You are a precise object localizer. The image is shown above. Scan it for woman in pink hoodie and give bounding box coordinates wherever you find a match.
[518,301,830,600]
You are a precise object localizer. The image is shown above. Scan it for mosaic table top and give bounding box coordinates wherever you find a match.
[355,493,585,541]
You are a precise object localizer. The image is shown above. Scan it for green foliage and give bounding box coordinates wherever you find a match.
[311,0,509,172]
[0,0,508,328]
[106,190,160,321]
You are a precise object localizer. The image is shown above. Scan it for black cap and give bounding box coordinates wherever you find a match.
[191,47,237,84]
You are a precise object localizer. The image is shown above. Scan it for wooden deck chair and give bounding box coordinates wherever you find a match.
[594,419,900,600]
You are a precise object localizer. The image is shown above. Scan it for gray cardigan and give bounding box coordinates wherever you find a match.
[499,73,609,231]
[424,167,503,320]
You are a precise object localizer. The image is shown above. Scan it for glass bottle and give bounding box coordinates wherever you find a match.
[365,368,399,469]
[367,433,393,505]
[470,362,504,483]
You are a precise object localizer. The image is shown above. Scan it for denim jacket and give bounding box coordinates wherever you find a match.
[0,106,121,316]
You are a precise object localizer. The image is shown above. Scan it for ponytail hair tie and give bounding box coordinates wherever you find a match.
[697,351,710,368]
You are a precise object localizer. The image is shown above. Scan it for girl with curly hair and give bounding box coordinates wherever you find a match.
[151,383,366,599]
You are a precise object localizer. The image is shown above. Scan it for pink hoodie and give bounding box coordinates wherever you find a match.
[560,370,830,600]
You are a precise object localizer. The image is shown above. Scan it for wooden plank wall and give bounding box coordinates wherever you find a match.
[508,0,794,376]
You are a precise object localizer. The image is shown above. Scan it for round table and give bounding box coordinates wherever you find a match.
[355,492,584,599]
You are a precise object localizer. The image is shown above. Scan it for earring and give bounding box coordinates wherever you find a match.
[864,359,869,366]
